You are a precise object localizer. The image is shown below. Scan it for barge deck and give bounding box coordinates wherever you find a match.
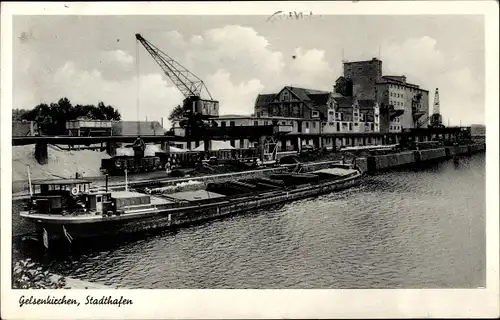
[19,166,362,246]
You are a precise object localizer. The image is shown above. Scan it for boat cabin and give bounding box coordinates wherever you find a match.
[28,179,110,215]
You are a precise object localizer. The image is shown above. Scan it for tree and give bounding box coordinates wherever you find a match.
[14,97,121,135]
[12,109,30,121]
[168,105,185,122]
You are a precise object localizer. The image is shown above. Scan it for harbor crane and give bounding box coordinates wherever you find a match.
[135,33,219,134]
[416,88,444,128]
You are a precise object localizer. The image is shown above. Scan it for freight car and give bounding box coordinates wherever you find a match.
[100,155,162,175]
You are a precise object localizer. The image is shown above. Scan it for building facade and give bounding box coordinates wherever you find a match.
[375,75,429,132]
[324,95,380,134]
[254,86,332,130]
[336,58,430,133]
[66,118,113,136]
[343,58,383,100]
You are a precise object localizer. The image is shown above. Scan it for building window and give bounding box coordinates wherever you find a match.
[221,121,226,127]
[312,122,316,128]
[349,123,353,131]
[354,112,358,117]
[355,122,358,126]
[390,126,392,130]
[239,139,244,148]
[230,121,235,127]
[254,121,258,126]
[282,121,286,125]
[264,121,268,125]
[312,111,319,118]
[306,122,309,129]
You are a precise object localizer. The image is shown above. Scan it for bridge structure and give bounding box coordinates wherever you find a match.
[12,125,470,165]
[12,125,282,164]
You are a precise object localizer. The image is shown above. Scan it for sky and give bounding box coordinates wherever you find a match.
[13,15,485,127]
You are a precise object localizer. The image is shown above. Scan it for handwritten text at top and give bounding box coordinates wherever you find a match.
[267,11,317,22]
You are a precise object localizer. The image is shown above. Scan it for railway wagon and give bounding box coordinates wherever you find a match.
[100,155,162,175]
[155,148,260,169]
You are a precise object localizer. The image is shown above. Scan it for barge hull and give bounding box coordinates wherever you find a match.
[26,173,362,243]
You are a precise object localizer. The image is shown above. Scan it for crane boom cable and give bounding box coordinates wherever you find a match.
[138,37,204,97]
[135,34,214,100]
[136,39,140,135]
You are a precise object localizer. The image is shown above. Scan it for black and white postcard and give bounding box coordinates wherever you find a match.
[1,2,498,319]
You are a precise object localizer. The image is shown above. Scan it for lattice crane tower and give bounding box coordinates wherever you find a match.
[433,88,440,115]
[430,88,443,127]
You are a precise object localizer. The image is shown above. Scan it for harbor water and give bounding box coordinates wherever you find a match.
[13,153,486,289]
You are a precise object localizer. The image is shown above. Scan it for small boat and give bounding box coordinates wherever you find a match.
[19,166,362,247]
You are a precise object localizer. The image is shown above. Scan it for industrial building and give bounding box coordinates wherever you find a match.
[65,118,166,137]
[375,75,429,132]
[335,58,430,132]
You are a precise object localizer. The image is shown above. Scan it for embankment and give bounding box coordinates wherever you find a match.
[12,145,110,182]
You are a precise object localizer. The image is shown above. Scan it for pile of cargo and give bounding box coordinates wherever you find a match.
[12,145,110,181]
[145,180,203,195]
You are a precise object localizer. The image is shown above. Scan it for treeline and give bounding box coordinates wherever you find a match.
[13,98,121,136]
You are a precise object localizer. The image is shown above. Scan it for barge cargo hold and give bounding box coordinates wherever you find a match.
[19,166,362,246]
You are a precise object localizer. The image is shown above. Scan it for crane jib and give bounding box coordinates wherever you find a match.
[135,33,213,100]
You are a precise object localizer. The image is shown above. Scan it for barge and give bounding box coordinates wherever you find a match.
[19,165,362,247]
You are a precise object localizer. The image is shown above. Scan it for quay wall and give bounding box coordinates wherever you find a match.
[367,151,415,172]
[446,145,470,157]
[354,158,368,173]
[470,143,486,154]
[417,148,447,162]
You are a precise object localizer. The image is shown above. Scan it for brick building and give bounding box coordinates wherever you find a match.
[343,58,383,100]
